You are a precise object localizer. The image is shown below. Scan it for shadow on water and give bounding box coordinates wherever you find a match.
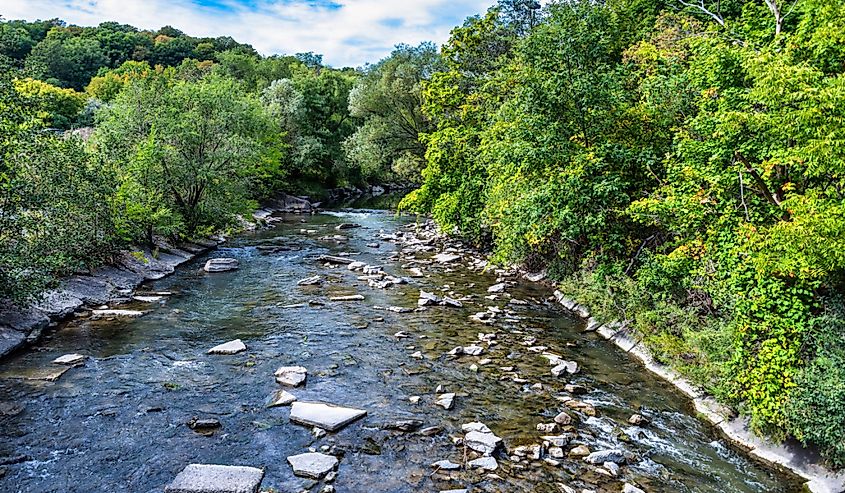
[0,205,803,493]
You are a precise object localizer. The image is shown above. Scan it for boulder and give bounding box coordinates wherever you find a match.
[204,258,239,273]
[165,464,264,493]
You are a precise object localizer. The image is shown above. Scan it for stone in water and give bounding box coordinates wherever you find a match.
[204,258,239,273]
[52,354,85,365]
[268,390,297,407]
[208,339,247,355]
[275,366,307,387]
[287,452,338,479]
[289,402,367,431]
[165,464,264,493]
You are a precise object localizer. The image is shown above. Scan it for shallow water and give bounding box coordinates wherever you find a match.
[0,209,801,493]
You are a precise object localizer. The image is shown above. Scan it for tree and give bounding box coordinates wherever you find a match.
[25,27,108,89]
[95,74,281,237]
[13,77,86,128]
[345,43,443,183]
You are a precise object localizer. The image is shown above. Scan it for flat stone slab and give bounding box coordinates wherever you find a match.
[275,366,307,387]
[1,366,69,382]
[289,401,367,431]
[52,353,85,365]
[433,253,461,264]
[287,452,338,479]
[208,339,247,355]
[165,464,264,493]
[204,258,239,273]
[133,295,165,303]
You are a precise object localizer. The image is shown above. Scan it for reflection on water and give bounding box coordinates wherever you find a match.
[0,209,801,493]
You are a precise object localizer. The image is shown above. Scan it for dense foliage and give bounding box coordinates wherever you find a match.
[401,0,845,467]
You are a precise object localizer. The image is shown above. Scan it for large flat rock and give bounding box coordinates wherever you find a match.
[289,401,367,431]
[204,258,239,273]
[165,464,264,493]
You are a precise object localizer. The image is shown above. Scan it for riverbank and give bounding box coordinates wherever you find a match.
[402,220,845,493]
[0,192,316,363]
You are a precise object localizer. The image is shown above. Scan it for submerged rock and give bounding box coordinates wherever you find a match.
[207,339,247,355]
[204,258,239,273]
[287,452,338,479]
[297,275,322,286]
[165,464,264,493]
[274,366,307,387]
[289,401,367,431]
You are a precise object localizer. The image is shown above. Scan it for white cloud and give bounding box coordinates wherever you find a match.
[1,0,496,67]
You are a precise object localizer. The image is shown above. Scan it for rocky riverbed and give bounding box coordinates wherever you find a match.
[0,207,802,493]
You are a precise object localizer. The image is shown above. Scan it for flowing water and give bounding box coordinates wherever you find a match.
[0,206,801,493]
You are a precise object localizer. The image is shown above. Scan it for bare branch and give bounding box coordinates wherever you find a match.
[676,0,725,26]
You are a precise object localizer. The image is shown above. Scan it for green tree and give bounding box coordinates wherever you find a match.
[25,27,109,89]
[345,43,443,184]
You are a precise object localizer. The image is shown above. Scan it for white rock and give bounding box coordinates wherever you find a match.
[207,339,247,355]
[623,484,645,493]
[431,460,461,471]
[52,353,85,365]
[204,258,239,273]
[91,309,147,319]
[551,361,579,377]
[165,464,264,493]
[468,456,498,471]
[275,366,307,387]
[268,390,297,407]
[287,452,338,479]
[133,295,164,303]
[464,430,502,455]
[289,402,367,431]
[463,345,484,356]
[435,393,455,410]
[330,295,365,301]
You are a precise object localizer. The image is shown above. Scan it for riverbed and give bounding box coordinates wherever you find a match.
[0,207,801,493]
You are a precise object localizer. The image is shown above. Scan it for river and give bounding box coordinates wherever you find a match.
[0,204,801,493]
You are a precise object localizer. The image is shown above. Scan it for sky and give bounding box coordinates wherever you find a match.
[1,0,499,67]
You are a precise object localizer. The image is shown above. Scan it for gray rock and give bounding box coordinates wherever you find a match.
[289,402,367,431]
[274,366,307,387]
[628,414,649,426]
[584,449,626,465]
[208,339,247,355]
[463,345,484,356]
[204,258,239,273]
[468,456,498,471]
[431,460,461,471]
[487,283,506,293]
[623,484,645,493]
[165,464,264,493]
[418,290,442,306]
[297,276,322,286]
[91,309,148,319]
[336,223,361,230]
[287,452,338,479]
[551,360,579,377]
[433,253,461,264]
[442,297,463,308]
[318,255,355,265]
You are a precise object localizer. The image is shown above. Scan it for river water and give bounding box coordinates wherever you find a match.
[0,206,801,493]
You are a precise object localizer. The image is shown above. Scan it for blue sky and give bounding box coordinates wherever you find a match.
[2,0,498,67]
